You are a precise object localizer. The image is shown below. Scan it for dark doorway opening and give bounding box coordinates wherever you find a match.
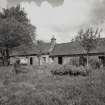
[30,57,33,65]
[99,56,105,66]
[79,56,87,66]
[58,56,63,64]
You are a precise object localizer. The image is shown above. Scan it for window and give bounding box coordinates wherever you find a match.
[58,57,63,64]
[52,57,54,61]
[30,57,33,65]
[99,56,105,66]
[43,57,46,62]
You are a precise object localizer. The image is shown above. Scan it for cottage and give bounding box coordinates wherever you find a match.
[10,37,105,66]
[10,37,56,65]
[50,38,105,66]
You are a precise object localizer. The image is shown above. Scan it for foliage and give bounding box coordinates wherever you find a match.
[74,27,102,66]
[89,58,101,69]
[0,5,36,65]
[0,18,32,48]
[0,5,28,23]
[51,64,89,76]
[0,5,35,47]
[36,40,48,66]
[80,69,105,105]
[0,66,105,105]
[75,28,101,53]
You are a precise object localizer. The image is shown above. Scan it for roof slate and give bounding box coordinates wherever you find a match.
[50,38,105,56]
[10,38,105,57]
[11,43,39,56]
[36,41,51,54]
[11,41,51,56]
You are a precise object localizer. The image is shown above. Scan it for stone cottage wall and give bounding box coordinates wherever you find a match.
[40,55,50,65]
[52,56,80,65]
[63,56,80,65]
[10,57,16,64]
[27,56,39,66]
[28,55,51,66]
[52,57,58,64]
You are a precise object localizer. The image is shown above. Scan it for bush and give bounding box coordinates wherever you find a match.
[51,64,76,75]
[79,70,105,105]
[89,58,100,69]
[51,65,65,75]
[77,66,90,76]
[68,65,90,76]
[51,64,89,76]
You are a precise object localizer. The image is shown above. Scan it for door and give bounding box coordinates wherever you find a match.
[99,56,105,66]
[30,57,33,65]
[58,57,63,64]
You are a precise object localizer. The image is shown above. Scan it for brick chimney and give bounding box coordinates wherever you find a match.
[49,36,56,52]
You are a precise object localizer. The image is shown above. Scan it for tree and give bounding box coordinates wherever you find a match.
[0,5,29,24]
[37,40,45,66]
[36,40,48,66]
[0,5,36,65]
[74,27,102,67]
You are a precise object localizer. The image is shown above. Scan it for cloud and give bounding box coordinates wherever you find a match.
[90,0,105,24]
[0,0,7,10]
[21,0,94,43]
[7,0,64,7]
[6,0,105,26]
[1,0,105,42]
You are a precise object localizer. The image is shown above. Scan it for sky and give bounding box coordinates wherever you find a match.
[0,0,105,43]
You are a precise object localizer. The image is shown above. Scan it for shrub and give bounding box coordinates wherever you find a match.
[78,66,90,76]
[64,65,79,75]
[68,65,90,76]
[79,70,105,105]
[0,66,105,105]
[51,64,76,75]
[51,64,89,76]
[50,65,64,75]
[89,58,100,69]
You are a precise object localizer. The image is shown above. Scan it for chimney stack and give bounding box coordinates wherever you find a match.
[49,36,56,52]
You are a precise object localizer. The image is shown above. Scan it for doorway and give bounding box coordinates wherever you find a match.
[30,57,33,65]
[99,56,105,66]
[58,56,63,64]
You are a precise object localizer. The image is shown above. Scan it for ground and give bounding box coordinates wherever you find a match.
[0,65,104,105]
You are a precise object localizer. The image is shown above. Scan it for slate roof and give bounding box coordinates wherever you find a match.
[50,42,84,56]
[10,41,51,56]
[36,41,51,54]
[50,38,105,56]
[10,38,105,57]
[11,43,39,56]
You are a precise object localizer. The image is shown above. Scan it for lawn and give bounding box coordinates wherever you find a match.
[0,65,104,105]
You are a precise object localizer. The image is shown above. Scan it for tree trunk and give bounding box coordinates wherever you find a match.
[38,56,41,66]
[6,48,9,58]
[2,49,5,66]
[2,56,5,66]
[5,48,10,66]
[86,54,89,67]
[0,49,9,66]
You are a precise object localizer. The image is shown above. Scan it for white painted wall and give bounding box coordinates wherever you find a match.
[40,55,50,65]
[10,57,16,64]
[28,56,39,66]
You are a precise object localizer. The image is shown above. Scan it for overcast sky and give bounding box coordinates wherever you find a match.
[0,0,105,43]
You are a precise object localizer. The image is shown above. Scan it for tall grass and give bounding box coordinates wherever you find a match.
[0,66,105,105]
